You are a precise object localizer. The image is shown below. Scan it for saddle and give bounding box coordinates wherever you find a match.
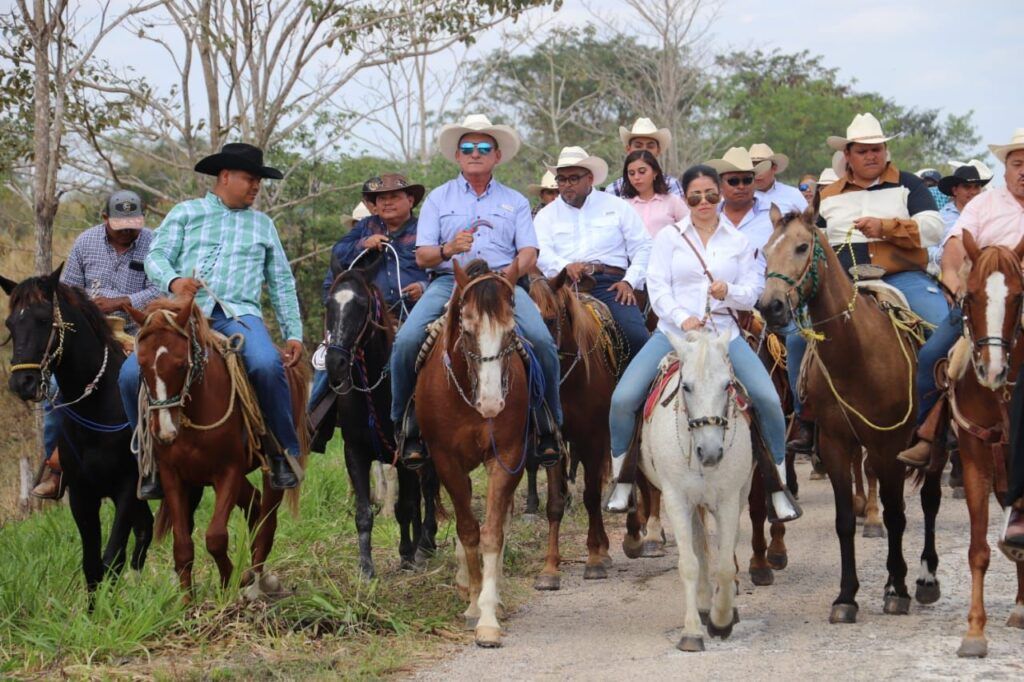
[577,292,629,377]
[642,353,751,423]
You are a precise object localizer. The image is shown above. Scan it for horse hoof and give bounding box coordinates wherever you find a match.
[475,626,502,648]
[957,636,988,658]
[1006,606,1024,629]
[240,568,255,587]
[583,564,608,580]
[259,573,282,595]
[622,537,644,560]
[641,540,666,558]
[414,546,434,566]
[464,616,478,630]
[829,603,858,624]
[809,470,827,481]
[534,574,561,591]
[862,524,886,539]
[766,552,788,570]
[914,580,941,605]
[676,635,705,652]
[707,616,734,640]
[359,566,376,581]
[883,595,911,615]
[400,558,417,572]
[601,554,614,569]
[749,567,774,586]
[700,608,739,627]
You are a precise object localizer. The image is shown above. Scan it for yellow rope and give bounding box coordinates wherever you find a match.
[765,333,787,372]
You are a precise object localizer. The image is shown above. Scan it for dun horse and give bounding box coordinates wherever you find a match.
[2,267,153,595]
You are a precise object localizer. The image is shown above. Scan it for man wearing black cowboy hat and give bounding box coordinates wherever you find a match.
[117,142,305,495]
[927,165,992,270]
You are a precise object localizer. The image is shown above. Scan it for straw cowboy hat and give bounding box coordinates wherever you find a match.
[527,170,558,197]
[619,117,672,150]
[437,113,521,165]
[989,128,1024,163]
[827,113,900,151]
[748,143,790,174]
[938,165,992,196]
[706,147,771,176]
[546,146,609,186]
[816,167,839,186]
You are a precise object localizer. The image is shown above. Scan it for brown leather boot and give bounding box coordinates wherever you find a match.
[898,396,947,469]
[897,440,931,468]
[31,470,62,500]
[787,418,814,453]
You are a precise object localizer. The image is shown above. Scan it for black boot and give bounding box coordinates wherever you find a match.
[787,417,814,454]
[398,400,428,470]
[138,468,164,500]
[533,404,562,468]
[269,455,299,490]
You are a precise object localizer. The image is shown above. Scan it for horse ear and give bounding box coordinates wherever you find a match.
[125,305,147,327]
[1013,235,1024,262]
[175,296,193,328]
[0,274,15,295]
[50,262,65,283]
[453,259,469,291]
[768,203,784,229]
[962,230,981,263]
[551,267,569,291]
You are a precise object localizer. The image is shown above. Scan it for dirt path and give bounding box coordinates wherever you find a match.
[416,461,1024,680]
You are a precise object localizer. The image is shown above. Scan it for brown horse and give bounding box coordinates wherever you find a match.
[528,268,616,586]
[416,260,530,647]
[945,232,1024,657]
[757,206,942,624]
[128,298,309,599]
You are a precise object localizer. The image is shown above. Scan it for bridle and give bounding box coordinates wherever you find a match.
[325,274,391,395]
[765,226,826,311]
[140,308,208,411]
[960,254,1024,374]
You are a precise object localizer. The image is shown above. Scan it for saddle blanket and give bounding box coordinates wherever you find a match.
[642,354,751,422]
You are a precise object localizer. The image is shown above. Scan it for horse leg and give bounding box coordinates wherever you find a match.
[129,497,154,571]
[101,482,139,578]
[474,463,519,647]
[957,440,993,657]
[661,490,703,652]
[877,455,910,615]
[950,448,966,498]
[396,463,419,570]
[852,451,867,518]
[245,478,285,600]
[446,472,482,625]
[915,467,943,604]
[822,435,860,623]
[535,456,566,591]
[692,509,712,617]
[346,445,376,580]
[583,436,612,577]
[68,489,104,599]
[785,446,799,499]
[709,502,742,639]
[747,463,773,586]
[525,457,540,515]
[162,475,197,600]
[383,463,399,519]
[863,457,885,537]
[207,473,241,589]
[417,464,439,559]
[642,485,666,558]
[369,460,384,509]
[1009,561,1024,629]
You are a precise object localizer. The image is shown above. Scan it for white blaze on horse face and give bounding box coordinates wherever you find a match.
[152,346,177,440]
[980,271,1009,388]
[332,288,356,333]
[474,315,508,418]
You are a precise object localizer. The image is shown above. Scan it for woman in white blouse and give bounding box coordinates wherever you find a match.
[605,165,800,521]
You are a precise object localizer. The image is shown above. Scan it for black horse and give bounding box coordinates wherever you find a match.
[2,265,153,595]
[310,251,438,578]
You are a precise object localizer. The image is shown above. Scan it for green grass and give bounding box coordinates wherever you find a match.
[0,439,571,678]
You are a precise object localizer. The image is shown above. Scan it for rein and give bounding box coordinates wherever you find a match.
[325,277,391,396]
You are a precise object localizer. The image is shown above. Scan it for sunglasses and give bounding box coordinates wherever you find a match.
[798,183,812,191]
[459,142,494,155]
[685,191,720,207]
[555,173,589,186]
[724,175,754,187]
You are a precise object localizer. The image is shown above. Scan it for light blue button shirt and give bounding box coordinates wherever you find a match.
[718,195,774,273]
[932,202,962,265]
[416,174,538,273]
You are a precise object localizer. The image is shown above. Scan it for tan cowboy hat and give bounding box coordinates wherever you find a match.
[706,147,771,176]
[816,167,839,186]
[527,170,558,197]
[988,128,1024,163]
[437,113,521,165]
[619,117,672,150]
[341,200,372,229]
[748,143,790,174]
[546,146,609,186]
[827,113,899,151]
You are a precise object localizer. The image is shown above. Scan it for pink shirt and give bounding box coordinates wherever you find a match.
[947,187,1024,248]
[626,193,689,237]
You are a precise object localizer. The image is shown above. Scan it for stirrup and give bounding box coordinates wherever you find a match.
[997,508,1024,563]
[767,488,802,523]
[397,398,428,470]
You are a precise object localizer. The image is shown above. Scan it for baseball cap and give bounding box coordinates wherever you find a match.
[104,190,145,230]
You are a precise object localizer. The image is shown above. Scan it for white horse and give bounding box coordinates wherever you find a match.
[640,330,754,652]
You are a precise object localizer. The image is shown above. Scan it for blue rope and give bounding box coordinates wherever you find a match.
[57,404,131,433]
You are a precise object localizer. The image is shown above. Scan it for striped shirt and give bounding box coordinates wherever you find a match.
[146,193,303,341]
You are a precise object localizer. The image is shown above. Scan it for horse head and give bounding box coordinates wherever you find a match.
[453,259,518,418]
[667,329,733,468]
[2,264,67,401]
[960,231,1024,389]
[324,268,382,395]
[757,204,822,330]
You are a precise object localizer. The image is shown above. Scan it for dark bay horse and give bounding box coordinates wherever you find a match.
[2,267,153,595]
[945,232,1024,657]
[319,254,438,579]
[757,206,942,624]
[127,297,308,599]
[528,268,616,586]
[416,259,529,647]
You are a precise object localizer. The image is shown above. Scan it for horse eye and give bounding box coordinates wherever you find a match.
[795,243,809,254]
[682,383,692,393]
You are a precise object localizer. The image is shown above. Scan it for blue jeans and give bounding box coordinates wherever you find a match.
[590,273,650,361]
[915,307,962,423]
[609,331,787,464]
[389,274,561,423]
[309,369,329,413]
[118,309,301,455]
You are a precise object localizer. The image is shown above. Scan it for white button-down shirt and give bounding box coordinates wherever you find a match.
[534,190,652,288]
[756,180,808,214]
[648,216,762,341]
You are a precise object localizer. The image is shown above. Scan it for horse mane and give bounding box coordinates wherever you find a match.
[9,279,118,353]
[971,243,1022,282]
[460,259,513,325]
[528,276,601,380]
[138,297,217,348]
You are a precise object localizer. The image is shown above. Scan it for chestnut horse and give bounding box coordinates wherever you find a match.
[758,206,942,624]
[945,232,1024,657]
[528,268,616,587]
[128,298,308,599]
[416,260,531,647]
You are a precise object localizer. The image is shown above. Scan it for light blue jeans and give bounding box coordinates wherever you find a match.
[609,331,787,464]
[389,274,561,423]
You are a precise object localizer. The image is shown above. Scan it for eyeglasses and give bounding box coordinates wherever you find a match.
[555,173,589,186]
[798,183,812,191]
[459,142,494,155]
[685,191,720,207]
[724,175,754,187]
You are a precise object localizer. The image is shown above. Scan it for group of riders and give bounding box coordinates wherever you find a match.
[24,112,1024,557]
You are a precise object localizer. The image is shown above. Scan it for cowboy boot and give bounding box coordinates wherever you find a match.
[898,397,947,469]
[533,403,562,468]
[138,467,164,500]
[998,503,1024,562]
[398,399,428,470]
[787,417,814,454]
[604,453,633,513]
[260,434,299,490]
[31,469,62,500]
[766,462,802,523]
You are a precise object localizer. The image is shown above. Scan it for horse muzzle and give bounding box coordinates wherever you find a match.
[756,296,791,330]
[474,397,505,419]
[8,370,43,402]
[151,408,181,444]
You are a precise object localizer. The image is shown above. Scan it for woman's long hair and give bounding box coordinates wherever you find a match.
[620,150,669,199]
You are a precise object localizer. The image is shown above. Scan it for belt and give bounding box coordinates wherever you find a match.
[585,263,626,278]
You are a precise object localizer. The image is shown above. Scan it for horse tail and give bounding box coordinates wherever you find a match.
[153,502,172,542]
[285,361,312,518]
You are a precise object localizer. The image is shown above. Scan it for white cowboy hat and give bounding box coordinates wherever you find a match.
[748,143,790,174]
[988,128,1024,163]
[352,201,372,221]
[619,117,672,150]
[526,170,558,197]
[827,113,899,151]
[817,167,839,186]
[437,113,521,165]
[949,159,995,180]
[546,146,609,186]
[706,147,771,176]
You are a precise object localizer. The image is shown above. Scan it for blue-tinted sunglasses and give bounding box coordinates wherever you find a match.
[459,142,494,155]
[798,183,812,191]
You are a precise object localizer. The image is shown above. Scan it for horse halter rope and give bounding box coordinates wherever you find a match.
[142,309,208,411]
[325,275,390,395]
[765,226,826,312]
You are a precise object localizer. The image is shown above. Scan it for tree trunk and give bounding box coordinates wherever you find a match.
[31,0,53,276]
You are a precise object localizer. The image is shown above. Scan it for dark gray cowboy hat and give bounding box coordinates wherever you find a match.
[938,165,991,196]
[194,143,283,179]
[361,173,426,206]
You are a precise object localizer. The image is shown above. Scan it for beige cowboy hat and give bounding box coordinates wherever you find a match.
[706,147,771,176]
[619,117,672,150]
[341,200,372,229]
[546,146,609,186]
[526,170,558,197]
[437,113,521,165]
[827,113,900,151]
[816,167,839,186]
[988,128,1024,163]
[748,143,790,174]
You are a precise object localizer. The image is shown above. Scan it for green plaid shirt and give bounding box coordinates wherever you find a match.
[145,193,303,341]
